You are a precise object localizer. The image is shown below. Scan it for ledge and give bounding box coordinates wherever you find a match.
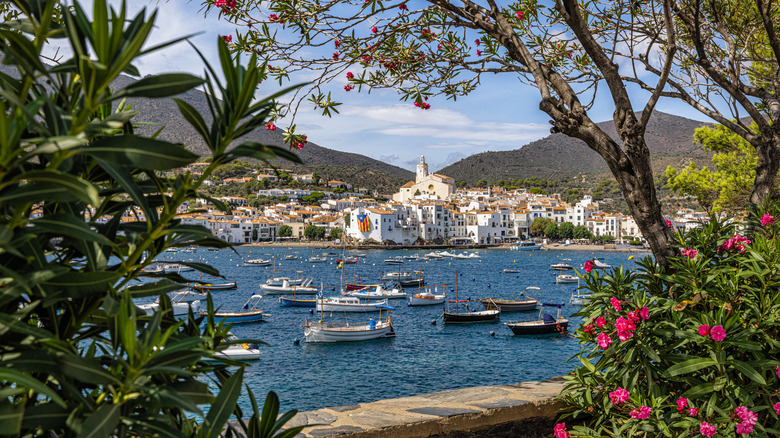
[287,377,567,438]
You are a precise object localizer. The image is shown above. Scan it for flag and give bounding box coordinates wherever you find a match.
[357,214,371,232]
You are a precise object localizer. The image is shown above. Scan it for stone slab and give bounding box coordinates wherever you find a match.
[471,398,531,410]
[419,386,508,403]
[308,426,364,436]
[405,407,481,417]
[348,410,416,428]
[287,411,338,428]
[329,404,361,413]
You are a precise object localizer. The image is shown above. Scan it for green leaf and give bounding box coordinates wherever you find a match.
[174,98,212,150]
[20,404,68,430]
[0,401,23,436]
[683,382,716,398]
[125,279,183,298]
[32,215,113,246]
[114,73,205,99]
[94,158,157,226]
[665,358,716,377]
[730,360,766,385]
[43,271,121,298]
[77,403,120,438]
[0,171,98,206]
[201,371,243,438]
[170,380,214,405]
[0,369,66,408]
[85,135,197,170]
[225,142,302,164]
[57,354,119,385]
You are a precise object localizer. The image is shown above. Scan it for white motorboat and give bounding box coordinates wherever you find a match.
[425,252,444,259]
[154,290,206,303]
[137,300,199,316]
[550,260,574,270]
[512,240,542,251]
[570,290,590,305]
[244,258,271,266]
[451,253,470,259]
[592,258,612,269]
[209,335,261,361]
[380,270,421,281]
[408,284,446,306]
[303,312,395,343]
[163,263,195,274]
[503,268,522,273]
[383,257,404,265]
[555,273,580,284]
[265,275,306,286]
[260,278,319,295]
[316,296,394,312]
[308,255,327,263]
[349,284,406,300]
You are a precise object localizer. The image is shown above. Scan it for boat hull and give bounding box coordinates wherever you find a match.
[303,322,395,342]
[279,297,316,307]
[505,319,569,335]
[398,278,425,287]
[204,310,264,323]
[316,299,391,312]
[479,299,537,312]
[408,294,445,306]
[192,282,237,291]
[442,310,500,324]
[260,285,319,295]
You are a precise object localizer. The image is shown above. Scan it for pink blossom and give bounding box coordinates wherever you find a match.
[608,387,629,405]
[516,10,524,20]
[344,84,354,92]
[698,324,710,336]
[615,316,636,341]
[736,422,754,435]
[710,325,726,341]
[639,306,649,321]
[269,13,278,21]
[666,219,673,228]
[610,296,621,312]
[700,421,717,437]
[761,213,774,227]
[676,396,688,412]
[630,406,652,420]
[332,52,339,60]
[293,136,307,150]
[475,39,481,46]
[214,0,226,6]
[775,366,780,378]
[264,123,276,131]
[627,310,640,323]
[222,35,232,44]
[371,26,378,33]
[681,248,698,259]
[399,3,408,10]
[597,333,611,349]
[688,407,699,416]
[583,324,594,334]
[595,316,607,328]
[553,423,569,438]
[346,72,354,80]
[584,260,593,273]
[773,402,780,415]
[719,235,751,253]
[735,406,757,425]
[476,49,482,56]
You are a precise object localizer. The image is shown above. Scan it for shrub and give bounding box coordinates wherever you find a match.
[558,208,780,437]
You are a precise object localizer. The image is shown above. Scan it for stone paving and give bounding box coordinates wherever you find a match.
[287,377,567,438]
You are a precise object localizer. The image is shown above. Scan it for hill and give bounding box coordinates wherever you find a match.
[437,112,713,184]
[0,63,413,189]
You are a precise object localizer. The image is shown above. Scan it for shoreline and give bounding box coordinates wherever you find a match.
[234,241,653,254]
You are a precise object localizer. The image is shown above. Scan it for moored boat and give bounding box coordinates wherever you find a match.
[303,311,395,343]
[191,279,237,291]
[316,296,394,312]
[137,300,199,316]
[512,240,542,251]
[408,284,446,306]
[201,295,264,324]
[349,284,406,300]
[441,272,499,324]
[260,278,319,295]
[244,258,271,266]
[279,296,316,307]
[479,286,539,312]
[505,303,568,335]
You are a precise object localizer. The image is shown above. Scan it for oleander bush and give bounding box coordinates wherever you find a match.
[559,207,780,437]
[0,0,303,436]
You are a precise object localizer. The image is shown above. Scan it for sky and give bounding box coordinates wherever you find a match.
[56,0,710,173]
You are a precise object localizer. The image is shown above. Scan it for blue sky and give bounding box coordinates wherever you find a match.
[60,1,709,172]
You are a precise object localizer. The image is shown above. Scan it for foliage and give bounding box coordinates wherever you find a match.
[560,209,780,437]
[545,223,560,239]
[666,124,771,212]
[559,222,575,239]
[531,217,554,235]
[304,224,325,239]
[573,225,592,240]
[0,1,301,435]
[278,225,293,238]
[330,227,343,240]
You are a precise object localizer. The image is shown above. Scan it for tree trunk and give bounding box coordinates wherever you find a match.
[749,136,780,207]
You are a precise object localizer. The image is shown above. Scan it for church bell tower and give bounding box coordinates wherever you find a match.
[416,155,428,183]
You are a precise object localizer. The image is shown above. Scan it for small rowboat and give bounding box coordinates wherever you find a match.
[201,295,264,324]
[244,258,271,267]
[505,303,568,335]
[303,311,395,343]
[408,284,446,306]
[191,279,237,291]
[279,297,316,307]
[479,286,539,312]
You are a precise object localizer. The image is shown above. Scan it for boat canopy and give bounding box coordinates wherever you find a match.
[542,302,565,308]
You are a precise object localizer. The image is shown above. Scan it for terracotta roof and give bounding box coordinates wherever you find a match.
[401,181,415,188]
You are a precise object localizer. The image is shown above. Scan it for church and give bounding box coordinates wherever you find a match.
[392,156,456,203]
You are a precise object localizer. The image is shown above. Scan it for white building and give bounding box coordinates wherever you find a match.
[392,156,456,203]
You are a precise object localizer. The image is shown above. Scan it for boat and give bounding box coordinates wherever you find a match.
[279,296,316,307]
[512,240,542,251]
[380,271,419,281]
[503,268,522,273]
[308,255,327,263]
[201,295,264,324]
[260,278,319,295]
[451,253,470,259]
[479,286,539,312]
[550,259,574,270]
[505,303,569,335]
[425,252,444,260]
[345,282,379,291]
[467,253,481,259]
[569,290,590,305]
[408,284,446,306]
[141,263,166,274]
[155,289,206,303]
[191,278,237,291]
[163,263,195,274]
[337,257,358,264]
[592,258,612,269]
[383,257,404,265]
[244,258,271,266]
[284,254,298,260]
[555,273,580,284]
[442,272,500,324]
[207,247,220,251]
[137,299,199,316]
[398,277,425,287]
[349,284,406,300]
[302,310,395,343]
[210,335,261,361]
[402,254,422,261]
[316,296,394,312]
[265,275,306,286]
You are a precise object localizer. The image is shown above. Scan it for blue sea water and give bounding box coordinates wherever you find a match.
[148,246,649,412]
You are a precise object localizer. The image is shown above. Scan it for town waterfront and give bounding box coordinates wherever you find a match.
[147,246,650,412]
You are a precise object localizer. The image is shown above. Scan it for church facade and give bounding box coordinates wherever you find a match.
[392,156,456,203]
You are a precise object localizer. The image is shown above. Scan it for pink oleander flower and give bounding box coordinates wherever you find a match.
[736,422,754,435]
[627,310,640,323]
[608,387,629,405]
[293,136,307,150]
[698,324,710,336]
[761,213,774,227]
[399,3,408,10]
[223,0,236,8]
[264,122,276,131]
[666,219,673,228]
[344,84,354,92]
[346,72,354,79]
[371,26,378,33]
[630,406,652,420]
[476,49,482,56]
[214,0,226,6]
[597,333,611,349]
[639,306,649,321]
[553,423,569,438]
[719,235,751,253]
[475,38,481,46]
[584,259,593,273]
[222,35,232,44]
[595,316,607,328]
[775,365,780,378]
[516,10,524,20]
[773,402,780,415]
[583,324,594,334]
[610,296,621,312]
[700,421,717,437]
[689,407,699,416]
[735,406,757,425]
[676,396,688,412]
[681,247,698,259]
[615,316,636,341]
[710,325,726,341]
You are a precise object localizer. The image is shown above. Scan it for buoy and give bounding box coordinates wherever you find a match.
[309,309,314,314]
[293,339,300,345]
[516,275,519,278]
[432,319,437,325]
[489,331,495,336]
[628,256,634,260]
[487,284,491,288]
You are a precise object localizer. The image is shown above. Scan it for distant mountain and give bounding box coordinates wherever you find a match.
[0,63,413,188]
[437,112,713,184]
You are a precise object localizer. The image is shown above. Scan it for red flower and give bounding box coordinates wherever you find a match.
[476,49,482,56]
[553,423,569,438]
[214,0,226,6]
[264,123,276,131]
[583,259,593,273]
[334,40,341,48]
[332,52,339,60]
[697,324,709,336]
[222,35,232,44]
[269,13,278,21]
[516,10,524,20]
[294,136,307,150]
[344,84,354,92]
[346,72,354,79]
[665,219,672,228]
[371,26,378,33]
[399,3,408,10]
[475,38,481,46]
[761,213,774,226]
